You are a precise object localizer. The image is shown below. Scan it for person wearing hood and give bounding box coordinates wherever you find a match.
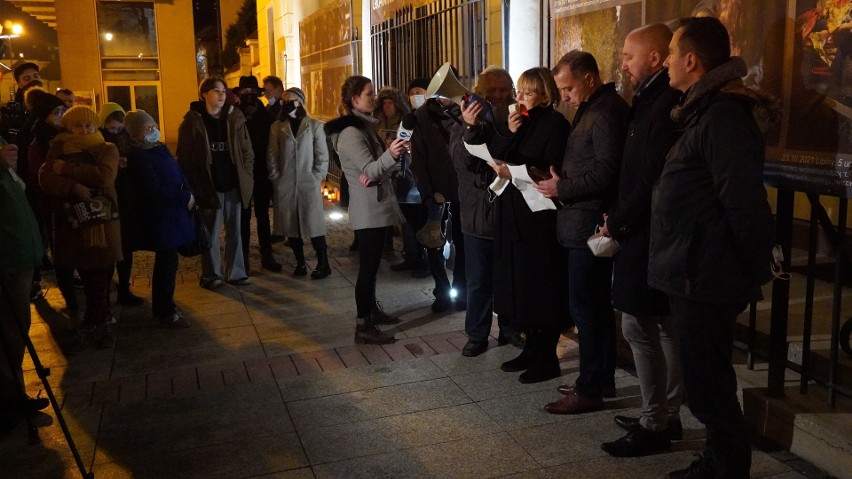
[234,76,281,273]
[324,75,407,345]
[176,77,254,290]
[39,106,122,351]
[410,91,467,314]
[99,102,144,306]
[650,17,774,478]
[389,79,429,277]
[125,110,194,328]
[267,87,331,279]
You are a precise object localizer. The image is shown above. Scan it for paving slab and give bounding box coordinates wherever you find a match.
[299,403,501,464]
[286,377,472,430]
[312,431,539,479]
[276,357,446,401]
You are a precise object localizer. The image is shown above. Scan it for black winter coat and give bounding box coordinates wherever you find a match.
[649,58,774,304]
[607,70,680,317]
[449,110,496,239]
[102,128,143,251]
[238,100,273,182]
[410,100,460,203]
[493,105,568,325]
[556,83,629,248]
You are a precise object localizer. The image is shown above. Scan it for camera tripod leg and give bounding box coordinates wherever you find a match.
[0,317,40,444]
[1,286,94,478]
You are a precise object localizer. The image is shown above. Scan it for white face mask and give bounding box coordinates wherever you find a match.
[144,128,161,143]
[410,94,426,108]
[267,97,277,106]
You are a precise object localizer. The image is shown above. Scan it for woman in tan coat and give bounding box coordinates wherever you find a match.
[39,106,122,350]
[267,87,331,279]
[324,76,407,344]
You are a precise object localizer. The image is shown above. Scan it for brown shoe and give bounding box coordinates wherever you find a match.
[557,383,616,398]
[545,391,604,415]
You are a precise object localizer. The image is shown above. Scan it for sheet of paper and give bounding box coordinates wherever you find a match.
[507,164,556,212]
[464,142,499,166]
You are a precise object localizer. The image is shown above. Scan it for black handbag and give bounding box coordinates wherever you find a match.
[177,206,212,257]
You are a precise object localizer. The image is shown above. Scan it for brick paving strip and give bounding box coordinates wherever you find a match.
[60,332,580,408]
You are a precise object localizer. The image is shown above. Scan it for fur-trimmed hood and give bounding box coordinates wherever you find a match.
[324,111,377,149]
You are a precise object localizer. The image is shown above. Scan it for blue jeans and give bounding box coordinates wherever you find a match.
[563,246,615,397]
[463,235,517,342]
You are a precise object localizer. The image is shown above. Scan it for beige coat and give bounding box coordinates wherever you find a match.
[267,117,329,238]
[324,112,403,230]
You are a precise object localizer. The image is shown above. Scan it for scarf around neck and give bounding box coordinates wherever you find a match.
[52,131,106,154]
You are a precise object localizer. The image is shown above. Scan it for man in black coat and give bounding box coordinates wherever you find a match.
[651,17,774,478]
[236,76,281,273]
[598,24,684,458]
[410,98,467,313]
[536,51,629,415]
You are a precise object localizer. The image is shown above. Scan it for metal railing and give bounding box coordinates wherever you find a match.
[370,0,487,91]
[749,191,852,405]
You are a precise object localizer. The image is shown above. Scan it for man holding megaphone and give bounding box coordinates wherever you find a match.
[411,70,468,314]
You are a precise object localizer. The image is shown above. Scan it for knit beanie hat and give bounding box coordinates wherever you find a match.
[61,105,101,129]
[32,93,65,121]
[284,87,306,105]
[123,110,155,139]
[99,102,126,125]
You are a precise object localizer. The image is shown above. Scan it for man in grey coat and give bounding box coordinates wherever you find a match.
[535,50,629,415]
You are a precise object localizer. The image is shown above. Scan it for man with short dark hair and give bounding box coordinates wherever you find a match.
[535,50,628,415]
[262,75,285,119]
[652,17,774,478]
[599,23,684,458]
[55,89,75,109]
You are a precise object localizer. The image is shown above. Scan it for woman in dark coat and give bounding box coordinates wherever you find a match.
[99,102,144,306]
[475,67,568,383]
[124,110,194,328]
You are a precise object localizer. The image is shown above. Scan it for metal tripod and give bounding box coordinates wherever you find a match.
[0,284,94,478]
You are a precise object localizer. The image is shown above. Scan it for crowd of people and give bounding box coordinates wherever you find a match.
[0,16,776,478]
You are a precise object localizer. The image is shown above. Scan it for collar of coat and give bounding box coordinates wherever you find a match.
[324,112,374,136]
[574,82,617,124]
[670,57,748,124]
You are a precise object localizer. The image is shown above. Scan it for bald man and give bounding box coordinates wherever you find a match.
[597,24,684,457]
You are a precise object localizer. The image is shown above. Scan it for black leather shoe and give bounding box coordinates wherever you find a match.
[601,427,671,457]
[293,264,308,277]
[462,340,488,357]
[518,363,561,384]
[431,295,452,313]
[667,455,716,478]
[371,302,401,325]
[501,348,534,372]
[614,415,683,440]
[558,383,617,398]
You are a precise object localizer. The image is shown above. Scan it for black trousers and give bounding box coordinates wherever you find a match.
[241,178,275,255]
[152,248,179,318]
[354,227,386,318]
[670,297,751,478]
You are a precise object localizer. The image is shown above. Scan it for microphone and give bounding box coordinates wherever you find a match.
[397,113,417,141]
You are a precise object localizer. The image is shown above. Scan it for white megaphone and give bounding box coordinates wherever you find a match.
[425,62,493,123]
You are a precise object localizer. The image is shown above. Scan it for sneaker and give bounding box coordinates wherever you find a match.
[228,277,251,286]
[160,311,190,329]
[200,277,224,290]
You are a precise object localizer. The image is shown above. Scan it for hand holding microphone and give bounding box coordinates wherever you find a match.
[392,113,417,159]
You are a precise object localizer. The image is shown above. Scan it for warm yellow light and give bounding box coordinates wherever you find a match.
[11,24,22,35]
[104,32,113,41]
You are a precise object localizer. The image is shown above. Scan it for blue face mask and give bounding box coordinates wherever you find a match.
[145,128,161,143]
